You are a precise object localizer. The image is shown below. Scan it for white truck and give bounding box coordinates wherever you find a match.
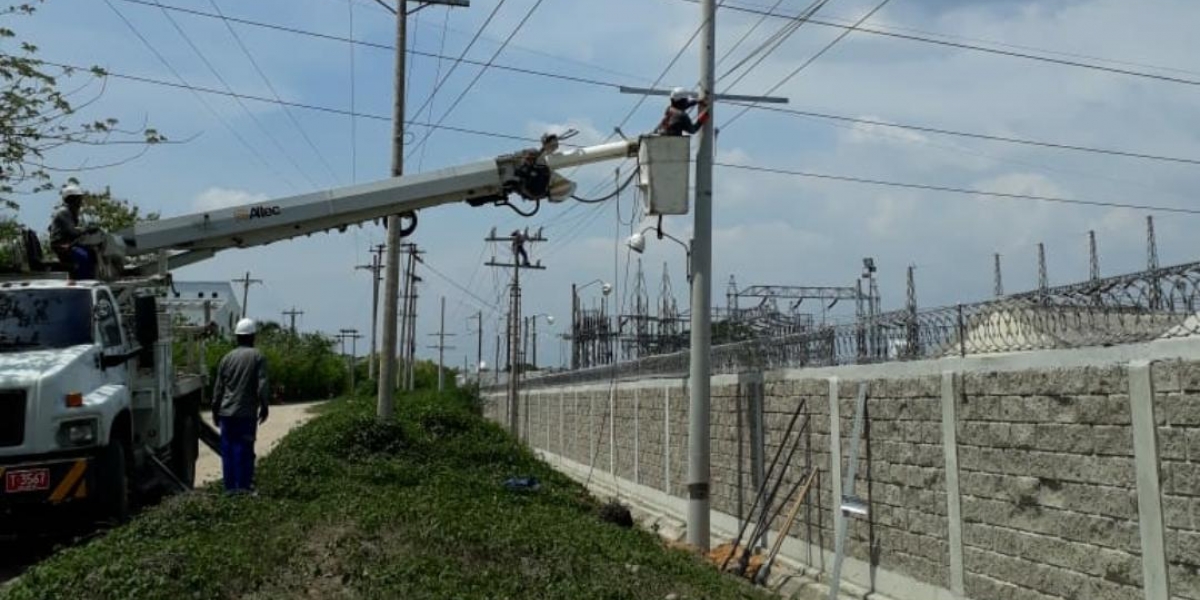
[0,133,688,531]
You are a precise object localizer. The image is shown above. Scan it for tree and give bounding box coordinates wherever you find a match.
[0,1,165,210]
[76,185,159,231]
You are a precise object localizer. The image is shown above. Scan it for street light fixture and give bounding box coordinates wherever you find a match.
[627,223,692,281]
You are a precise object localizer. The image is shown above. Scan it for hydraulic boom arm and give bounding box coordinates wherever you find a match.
[120,137,645,271]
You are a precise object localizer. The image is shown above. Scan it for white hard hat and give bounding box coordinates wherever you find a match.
[670,87,690,101]
[235,318,257,336]
[60,184,84,200]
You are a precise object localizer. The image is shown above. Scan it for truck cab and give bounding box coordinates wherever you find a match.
[0,278,202,531]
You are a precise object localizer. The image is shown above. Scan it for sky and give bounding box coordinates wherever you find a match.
[5,0,1200,372]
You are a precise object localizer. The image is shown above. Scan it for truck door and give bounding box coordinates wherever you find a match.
[94,291,127,385]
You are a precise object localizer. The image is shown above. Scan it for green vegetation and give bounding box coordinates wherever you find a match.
[3,391,769,600]
[199,323,350,403]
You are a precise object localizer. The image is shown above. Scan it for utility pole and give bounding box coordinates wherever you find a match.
[232,272,262,319]
[1147,215,1162,310]
[1089,231,1099,283]
[993,253,1004,298]
[486,228,547,437]
[405,246,424,391]
[615,11,785,548]
[475,311,483,378]
[1037,242,1049,300]
[336,329,362,394]
[282,307,304,334]
[356,244,385,380]
[427,296,456,392]
[688,0,717,551]
[378,0,469,421]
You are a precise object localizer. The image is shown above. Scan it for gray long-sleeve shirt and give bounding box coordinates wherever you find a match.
[48,204,82,247]
[212,346,269,420]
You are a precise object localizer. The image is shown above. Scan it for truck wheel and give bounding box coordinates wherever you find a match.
[171,412,198,488]
[96,441,131,525]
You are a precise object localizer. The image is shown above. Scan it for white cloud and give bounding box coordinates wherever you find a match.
[192,188,269,212]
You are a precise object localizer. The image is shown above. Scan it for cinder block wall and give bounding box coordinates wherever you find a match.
[481,342,1200,600]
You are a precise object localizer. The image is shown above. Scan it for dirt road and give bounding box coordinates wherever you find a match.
[197,400,325,485]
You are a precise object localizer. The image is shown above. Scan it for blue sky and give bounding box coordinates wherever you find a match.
[6,0,1200,371]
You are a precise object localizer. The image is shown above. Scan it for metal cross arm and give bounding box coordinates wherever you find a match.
[618,86,789,104]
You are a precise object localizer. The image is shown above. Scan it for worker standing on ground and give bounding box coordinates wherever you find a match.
[655,87,710,136]
[211,318,270,494]
[48,185,98,280]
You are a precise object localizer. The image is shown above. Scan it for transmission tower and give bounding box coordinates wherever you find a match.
[1148,215,1162,309]
[905,265,918,359]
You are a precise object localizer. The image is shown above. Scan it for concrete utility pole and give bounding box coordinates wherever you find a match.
[994,253,1004,298]
[1038,242,1049,298]
[475,311,483,378]
[486,228,547,437]
[282,307,304,335]
[687,0,717,551]
[404,246,424,391]
[427,296,456,392]
[1089,231,1100,283]
[337,329,362,394]
[356,244,385,380]
[232,272,262,319]
[378,0,468,420]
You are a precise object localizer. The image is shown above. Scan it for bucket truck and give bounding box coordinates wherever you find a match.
[0,133,688,531]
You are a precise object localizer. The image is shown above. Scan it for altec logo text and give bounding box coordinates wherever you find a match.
[234,205,282,220]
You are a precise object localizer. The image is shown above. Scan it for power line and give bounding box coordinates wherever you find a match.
[41,59,540,143]
[404,0,510,135]
[729,102,1200,166]
[49,52,1200,175]
[420,256,502,314]
[101,0,301,192]
[149,0,322,189]
[406,0,549,160]
[717,0,832,91]
[723,0,894,129]
[693,0,1200,88]
[715,161,1200,215]
[207,0,344,185]
[116,0,625,90]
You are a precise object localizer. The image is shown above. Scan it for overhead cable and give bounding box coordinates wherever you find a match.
[688,0,1200,88]
[716,162,1200,215]
[723,0,894,129]
[207,0,344,185]
[101,0,301,192]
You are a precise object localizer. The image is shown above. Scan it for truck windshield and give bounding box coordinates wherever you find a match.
[0,288,93,351]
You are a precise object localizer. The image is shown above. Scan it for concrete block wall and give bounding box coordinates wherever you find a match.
[482,339,1200,600]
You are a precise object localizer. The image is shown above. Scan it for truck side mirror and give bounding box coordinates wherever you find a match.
[134,295,159,368]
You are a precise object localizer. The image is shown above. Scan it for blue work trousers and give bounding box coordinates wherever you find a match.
[219,417,258,492]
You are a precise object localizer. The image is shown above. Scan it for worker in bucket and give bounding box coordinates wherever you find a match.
[48,184,99,280]
[211,318,270,494]
[655,87,710,136]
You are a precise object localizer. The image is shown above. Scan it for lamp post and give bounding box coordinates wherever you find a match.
[571,279,612,369]
[627,225,692,281]
[524,313,555,370]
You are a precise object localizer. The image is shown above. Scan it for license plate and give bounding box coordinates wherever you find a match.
[5,469,50,493]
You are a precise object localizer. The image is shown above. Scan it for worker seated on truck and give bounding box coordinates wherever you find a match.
[211,318,271,494]
[48,185,99,280]
[654,87,709,137]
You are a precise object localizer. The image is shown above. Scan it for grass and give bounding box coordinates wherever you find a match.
[3,390,772,600]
